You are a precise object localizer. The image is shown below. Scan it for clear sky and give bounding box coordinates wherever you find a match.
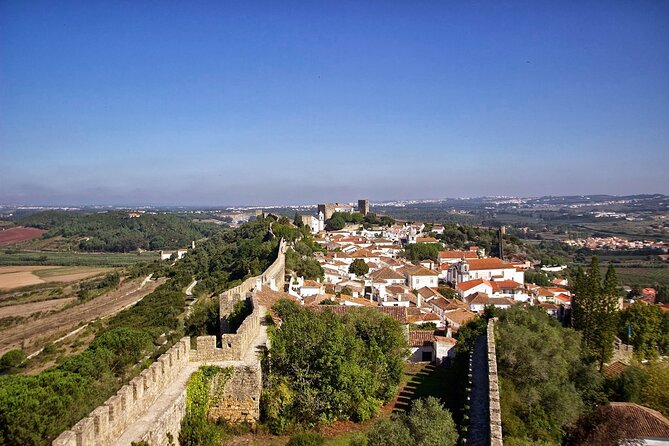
[1,1,668,206]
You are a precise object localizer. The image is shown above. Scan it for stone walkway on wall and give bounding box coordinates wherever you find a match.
[113,316,268,446]
[467,334,490,446]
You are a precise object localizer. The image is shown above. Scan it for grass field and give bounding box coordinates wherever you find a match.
[0,250,158,267]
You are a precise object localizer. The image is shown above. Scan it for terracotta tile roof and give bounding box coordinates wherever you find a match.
[438,250,478,260]
[340,296,378,307]
[490,280,524,291]
[443,299,469,311]
[350,248,377,258]
[420,312,441,322]
[409,330,436,347]
[607,403,669,439]
[430,297,451,311]
[254,286,298,308]
[554,293,571,303]
[466,258,515,271]
[370,267,405,281]
[416,286,442,299]
[376,306,409,324]
[444,308,478,326]
[457,278,493,292]
[403,265,439,277]
[434,336,457,344]
[602,360,628,378]
[467,293,514,306]
[379,256,402,267]
[386,284,410,295]
[415,237,440,243]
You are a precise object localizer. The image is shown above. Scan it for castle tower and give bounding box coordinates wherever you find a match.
[358,199,370,215]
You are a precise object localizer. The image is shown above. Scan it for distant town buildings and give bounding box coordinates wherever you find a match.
[564,236,667,251]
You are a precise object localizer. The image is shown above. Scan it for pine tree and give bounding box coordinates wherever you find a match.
[595,265,620,369]
[572,258,621,369]
[572,266,589,331]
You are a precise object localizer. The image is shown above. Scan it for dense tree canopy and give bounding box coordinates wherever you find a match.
[18,210,223,252]
[618,302,669,360]
[404,242,441,263]
[263,301,408,433]
[349,259,370,276]
[496,306,599,444]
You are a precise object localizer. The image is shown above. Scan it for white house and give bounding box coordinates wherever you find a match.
[466,293,515,313]
[402,265,439,290]
[300,212,325,234]
[448,258,524,285]
[456,278,494,298]
[160,249,187,261]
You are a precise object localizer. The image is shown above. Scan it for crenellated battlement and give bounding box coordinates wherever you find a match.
[53,338,190,446]
[52,238,286,446]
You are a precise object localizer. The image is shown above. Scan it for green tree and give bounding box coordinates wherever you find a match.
[326,214,346,231]
[349,259,370,276]
[524,270,551,287]
[618,303,663,360]
[655,284,669,304]
[0,349,27,372]
[263,302,408,433]
[497,306,589,443]
[572,258,620,369]
[405,243,441,263]
[363,397,457,446]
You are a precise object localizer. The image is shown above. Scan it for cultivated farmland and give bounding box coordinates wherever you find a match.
[0,226,46,245]
[0,266,110,291]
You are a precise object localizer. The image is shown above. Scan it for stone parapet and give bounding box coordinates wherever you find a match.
[487,319,503,446]
[52,338,190,446]
[208,364,262,424]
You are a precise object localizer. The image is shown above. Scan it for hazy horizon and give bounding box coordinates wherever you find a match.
[2,1,668,205]
[1,192,667,210]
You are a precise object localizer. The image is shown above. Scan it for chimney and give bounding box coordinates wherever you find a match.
[417,292,422,307]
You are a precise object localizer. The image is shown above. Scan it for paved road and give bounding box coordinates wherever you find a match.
[467,334,490,446]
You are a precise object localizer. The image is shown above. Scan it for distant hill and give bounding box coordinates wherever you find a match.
[16,210,224,252]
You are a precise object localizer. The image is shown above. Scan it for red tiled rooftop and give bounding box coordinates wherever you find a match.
[466,258,515,271]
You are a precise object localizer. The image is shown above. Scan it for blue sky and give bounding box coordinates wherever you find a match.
[1,1,668,206]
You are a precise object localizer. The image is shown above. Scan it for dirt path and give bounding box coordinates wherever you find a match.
[0,276,165,356]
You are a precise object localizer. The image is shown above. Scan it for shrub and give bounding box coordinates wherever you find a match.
[0,349,27,371]
[286,431,325,446]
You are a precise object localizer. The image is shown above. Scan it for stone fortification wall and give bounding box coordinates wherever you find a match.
[487,319,503,446]
[52,238,286,445]
[131,389,186,446]
[190,296,263,362]
[52,338,191,446]
[208,364,262,424]
[220,238,286,333]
